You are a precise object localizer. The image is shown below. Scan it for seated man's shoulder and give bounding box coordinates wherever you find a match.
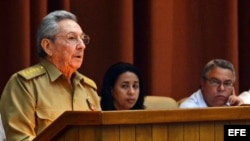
[179,91,203,108]
[179,97,197,108]
[17,64,46,80]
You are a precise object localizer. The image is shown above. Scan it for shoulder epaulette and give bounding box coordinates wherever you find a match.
[83,75,97,90]
[18,64,46,80]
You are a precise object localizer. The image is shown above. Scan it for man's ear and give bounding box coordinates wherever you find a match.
[200,78,205,90]
[41,38,53,56]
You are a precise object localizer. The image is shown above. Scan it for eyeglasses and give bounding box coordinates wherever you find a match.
[206,78,233,89]
[55,33,90,45]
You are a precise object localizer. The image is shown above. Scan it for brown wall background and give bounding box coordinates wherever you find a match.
[0,0,249,101]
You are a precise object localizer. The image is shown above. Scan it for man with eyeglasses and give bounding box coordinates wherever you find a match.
[0,10,101,141]
[179,59,244,108]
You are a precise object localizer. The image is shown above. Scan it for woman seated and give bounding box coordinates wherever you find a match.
[100,62,145,110]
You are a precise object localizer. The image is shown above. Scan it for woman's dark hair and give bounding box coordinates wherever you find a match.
[100,62,145,110]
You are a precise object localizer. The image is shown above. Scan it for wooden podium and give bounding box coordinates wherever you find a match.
[33,106,250,141]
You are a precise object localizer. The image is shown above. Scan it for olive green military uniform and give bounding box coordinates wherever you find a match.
[0,59,101,141]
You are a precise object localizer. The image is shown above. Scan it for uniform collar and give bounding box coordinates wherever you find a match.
[39,59,83,84]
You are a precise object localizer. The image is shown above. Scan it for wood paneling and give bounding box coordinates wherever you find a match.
[33,106,250,141]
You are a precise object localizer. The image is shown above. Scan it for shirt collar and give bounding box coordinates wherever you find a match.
[39,59,84,84]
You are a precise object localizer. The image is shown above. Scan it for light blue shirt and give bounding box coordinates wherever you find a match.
[179,89,230,108]
[0,114,6,141]
[179,89,208,108]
